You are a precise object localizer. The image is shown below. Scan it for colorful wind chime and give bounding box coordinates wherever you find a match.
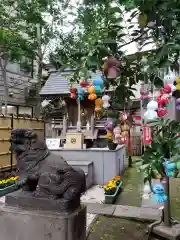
[163,159,180,178]
[120,114,129,144]
[152,158,180,203]
[142,126,152,144]
[156,84,171,117]
[142,71,180,203]
[144,82,174,120]
[95,98,103,119]
[69,75,105,101]
[104,118,116,141]
[152,184,168,203]
[144,100,158,120]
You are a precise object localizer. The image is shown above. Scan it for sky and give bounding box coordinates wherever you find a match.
[44,1,154,60]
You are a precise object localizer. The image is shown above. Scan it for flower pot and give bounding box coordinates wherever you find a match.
[104,181,122,204]
[108,141,118,150]
[117,181,122,193]
[105,186,119,204]
[0,178,25,197]
[0,184,19,197]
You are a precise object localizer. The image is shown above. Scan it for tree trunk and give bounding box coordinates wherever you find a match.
[34,24,42,118]
[34,61,42,118]
[162,176,171,226]
[0,57,8,115]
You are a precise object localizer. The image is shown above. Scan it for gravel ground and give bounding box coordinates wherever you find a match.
[87,216,163,240]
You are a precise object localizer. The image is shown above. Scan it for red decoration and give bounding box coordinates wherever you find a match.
[157,95,169,107]
[80,81,89,88]
[163,84,172,94]
[156,84,171,118]
[70,88,77,99]
[160,89,165,95]
[134,116,141,121]
[142,127,152,144]
[157,108,168,117]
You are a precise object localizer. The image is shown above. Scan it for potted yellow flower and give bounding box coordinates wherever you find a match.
[0,176,20,197]
[113,176,121,185]
[104,176,122,204]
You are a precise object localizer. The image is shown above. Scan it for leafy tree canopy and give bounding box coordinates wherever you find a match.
[50,2,141,103]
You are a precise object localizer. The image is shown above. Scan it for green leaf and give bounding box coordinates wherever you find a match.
[140,164,150,171]
[109,7,122,14]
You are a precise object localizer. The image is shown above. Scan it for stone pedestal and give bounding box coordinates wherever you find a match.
[149,222,180,240]
[0,192,86,240]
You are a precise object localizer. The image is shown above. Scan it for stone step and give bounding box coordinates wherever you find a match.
[67,160,92,172]
[67,160,93,189]
[86,203,162,222]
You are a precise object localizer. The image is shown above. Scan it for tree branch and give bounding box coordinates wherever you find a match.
[119,30,150,49]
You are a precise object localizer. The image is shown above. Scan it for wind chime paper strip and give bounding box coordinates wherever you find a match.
[142,127,152,144]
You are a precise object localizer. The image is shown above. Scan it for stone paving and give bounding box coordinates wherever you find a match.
[115,160,143,207]
[86,202,162,222]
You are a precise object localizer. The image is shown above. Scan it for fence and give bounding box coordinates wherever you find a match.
[131,135,142,156]
[0,115,45,171]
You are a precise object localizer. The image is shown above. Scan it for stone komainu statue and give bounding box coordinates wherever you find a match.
[10,129,86,203]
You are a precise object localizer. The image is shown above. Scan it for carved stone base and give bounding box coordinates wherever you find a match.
[5,190,80,213]
[148,222,180,240]
[0,201,86,240]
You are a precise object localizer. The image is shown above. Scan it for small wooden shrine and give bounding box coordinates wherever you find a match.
[40,69,114,141]
[40,62,140,148]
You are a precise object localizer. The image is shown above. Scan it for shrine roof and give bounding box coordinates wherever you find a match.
[39,69,103,95]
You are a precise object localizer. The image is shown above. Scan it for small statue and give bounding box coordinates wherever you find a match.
[113,126,121,143]
[10,129,86,206]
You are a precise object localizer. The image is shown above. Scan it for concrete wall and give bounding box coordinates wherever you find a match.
[52,145,126,185]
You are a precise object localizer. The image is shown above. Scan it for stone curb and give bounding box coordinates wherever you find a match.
[86,203,162,222]
[86,214,98,239]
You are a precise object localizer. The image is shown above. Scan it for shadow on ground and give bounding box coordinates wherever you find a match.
[87,216,165,240]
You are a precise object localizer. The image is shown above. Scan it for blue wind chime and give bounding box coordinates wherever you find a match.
[163,159,176,177]
[93,77,104,94]
[152,184,167,203]
[77,88,85,100]
[152,159,169,203]
[152,159,175,203]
